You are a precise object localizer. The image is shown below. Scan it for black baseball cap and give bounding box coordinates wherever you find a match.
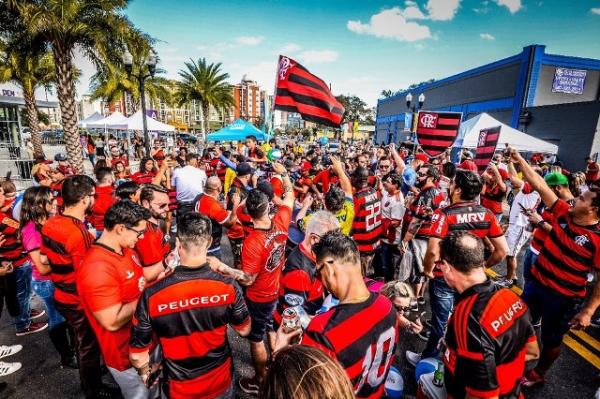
[256,180,274,200]
[236,162,254,176]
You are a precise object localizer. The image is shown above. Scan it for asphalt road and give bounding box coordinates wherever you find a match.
[1,234,599,398]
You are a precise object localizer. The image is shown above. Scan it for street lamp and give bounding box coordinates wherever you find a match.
[123,50,157,157]
[405,92,426,141]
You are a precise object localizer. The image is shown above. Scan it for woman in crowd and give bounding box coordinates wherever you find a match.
[380,280,424,335]
[113,161,130,185]
[19,186,77,368]
[131,157,157,185]
[260,345,355,399]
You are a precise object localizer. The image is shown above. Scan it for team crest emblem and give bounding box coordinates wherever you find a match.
[278,56,295,80]
[574,235,589,246]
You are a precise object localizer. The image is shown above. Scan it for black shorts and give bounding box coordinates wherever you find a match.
[246,298,277,343]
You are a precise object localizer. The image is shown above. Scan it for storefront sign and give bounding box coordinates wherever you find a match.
[1,89,16,97]
[552,67,586,94]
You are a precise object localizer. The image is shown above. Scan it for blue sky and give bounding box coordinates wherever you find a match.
[75,0,600,106]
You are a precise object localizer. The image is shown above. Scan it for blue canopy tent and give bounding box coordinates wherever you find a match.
[206,118,270,142]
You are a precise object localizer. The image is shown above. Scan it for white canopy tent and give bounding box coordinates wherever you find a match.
[78,112,104,128]
[86,111,128,130]
[456,113,558,154]
[124,110,175,132]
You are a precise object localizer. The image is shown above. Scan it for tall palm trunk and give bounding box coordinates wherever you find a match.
[203,102,210,134]
[53,45,84,173]
[22,89,44,158]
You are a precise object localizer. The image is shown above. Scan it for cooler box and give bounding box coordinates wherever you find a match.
[416,372,447,399]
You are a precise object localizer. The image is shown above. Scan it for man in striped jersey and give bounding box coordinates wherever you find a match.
[509,148,600,388]
[275,231,398,399]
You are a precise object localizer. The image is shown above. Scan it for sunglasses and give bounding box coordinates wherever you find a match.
[395,305,412,313]
[125,226,146,238]
[378,164,391,169]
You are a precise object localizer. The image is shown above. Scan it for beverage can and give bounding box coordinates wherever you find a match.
[282,307,300,332]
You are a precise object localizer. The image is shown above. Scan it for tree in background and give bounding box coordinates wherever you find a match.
[176,58,234,134]
[90,29,170,114]
[9,0,136,173]
[0,10,54,157]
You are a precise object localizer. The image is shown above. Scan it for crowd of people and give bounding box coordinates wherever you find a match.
[0,133,599,399]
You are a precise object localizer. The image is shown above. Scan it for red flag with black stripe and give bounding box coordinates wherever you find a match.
[273,55,345,127]
[474,126,502,174]
[415,111,462,157]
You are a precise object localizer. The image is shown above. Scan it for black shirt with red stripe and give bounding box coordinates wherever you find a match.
[443,279,535,399]
[302,292,398,399]
[351,187,383,254]
[273,244,324,327]
[130,265,249,399]
[532,199,600,298]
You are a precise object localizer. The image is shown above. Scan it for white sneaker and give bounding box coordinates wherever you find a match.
[0,361,21,377]
[405,350,422,367]
[0,345,22,360]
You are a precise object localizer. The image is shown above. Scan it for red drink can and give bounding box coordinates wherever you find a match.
[282,307,300,332]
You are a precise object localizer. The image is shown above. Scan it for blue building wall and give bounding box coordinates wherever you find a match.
[375,45,600,157]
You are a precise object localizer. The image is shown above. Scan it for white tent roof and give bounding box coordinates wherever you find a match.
[78,112,104,128]
[86,111,128,129]
[124,110,175,132]
[456,113,558,154]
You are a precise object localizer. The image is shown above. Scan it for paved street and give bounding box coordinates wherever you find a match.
[1,236,599,398]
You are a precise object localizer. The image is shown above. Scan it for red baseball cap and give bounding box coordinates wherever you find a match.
[300,161,312,172]
[459,160,478,172]
[415,153,429,163]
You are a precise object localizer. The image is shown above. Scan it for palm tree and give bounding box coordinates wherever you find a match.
[0,30,54,158]
[8,0,134,173]
[90,30,171,114]
[381,89,394,98]
[176,58,234,134]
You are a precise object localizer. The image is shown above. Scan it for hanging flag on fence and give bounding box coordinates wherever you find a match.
[273,55,345,127]
[474,125,502,174]
[415,111,462,157]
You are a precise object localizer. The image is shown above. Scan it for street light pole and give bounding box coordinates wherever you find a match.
[405,92,425,142]
[123,51,156,158]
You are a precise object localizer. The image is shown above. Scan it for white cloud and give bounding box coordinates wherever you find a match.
[494,0,522,13]
[591,8,600,15]
[279,43,302,54]
[403,5,427,19]
[347,7,431,42]
[426,0,461,21]
[479,33,495,40]
[235,36,264,46]
[298,49,339,64]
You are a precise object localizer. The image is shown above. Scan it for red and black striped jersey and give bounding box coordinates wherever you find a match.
[129,265,250,399]
[273,244,324,327]
[404,186,445,239]
[302,292,398,399]
[131,171,156,185]
[134,220,171,267]
[167,189,178,211]
[532,199,600,298]
[443,279,536,399]
[481,182,507,215]
[351,188,382,254]
[530,198,575,254]
[430,201,504,240]
[41,215,94,305]
[0,212,28,268]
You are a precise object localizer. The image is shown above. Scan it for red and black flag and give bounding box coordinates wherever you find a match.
[474,126,502,174]
[415,111,462,157]
[273,55,345,127]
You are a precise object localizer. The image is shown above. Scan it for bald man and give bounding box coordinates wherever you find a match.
[195,176,240,259]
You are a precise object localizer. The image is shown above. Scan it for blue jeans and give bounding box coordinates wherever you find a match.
[13,262,32,331]
[31,279,65,329]
[423,278,456,358]
[522,248,538,283]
